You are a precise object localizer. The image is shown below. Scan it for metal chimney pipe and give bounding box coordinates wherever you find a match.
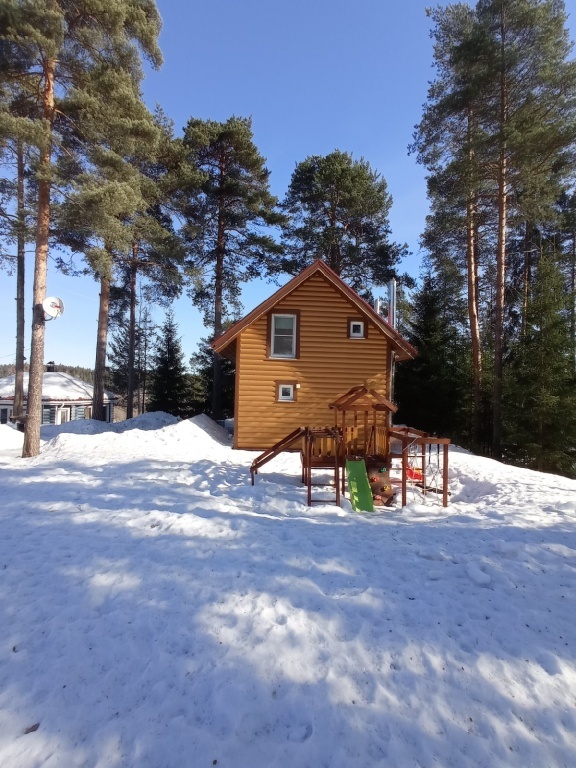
[388,279,397,328]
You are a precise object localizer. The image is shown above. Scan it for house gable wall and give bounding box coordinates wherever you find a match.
[235,272,390,450]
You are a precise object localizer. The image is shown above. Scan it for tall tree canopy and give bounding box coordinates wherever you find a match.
[281,149,406,293]
[0,0,162,456]
[412,0,576,459]
[182,115,282,419]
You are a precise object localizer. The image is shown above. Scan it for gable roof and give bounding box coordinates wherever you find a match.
[329,385,398,414]
[212,259,417,362]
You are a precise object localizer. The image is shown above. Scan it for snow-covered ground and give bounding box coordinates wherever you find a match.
[1,413,576,768]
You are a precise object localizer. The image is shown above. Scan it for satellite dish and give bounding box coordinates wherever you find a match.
[42,296,64,321]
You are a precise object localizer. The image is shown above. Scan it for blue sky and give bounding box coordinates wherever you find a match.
[1,0,574,369]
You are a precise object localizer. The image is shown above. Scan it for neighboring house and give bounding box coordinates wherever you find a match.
[0,371,118,426]
[212,259,417,450]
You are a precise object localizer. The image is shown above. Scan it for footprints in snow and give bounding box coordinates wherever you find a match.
[236,712,313,745]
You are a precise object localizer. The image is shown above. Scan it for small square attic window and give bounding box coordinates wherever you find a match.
[349,319,365,338]
[277,383,295,401]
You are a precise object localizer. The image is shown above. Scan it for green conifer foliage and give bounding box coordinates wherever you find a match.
[148,312,193,419]
[281,150,406,292]
[395,272,471,442]
[0,0,162,456]
[413,0,576,461]
[189,338,235,419]
[505,256,576,477]
[182,116,282,419]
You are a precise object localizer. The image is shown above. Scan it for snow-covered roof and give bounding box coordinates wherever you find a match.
[0,372,117,402]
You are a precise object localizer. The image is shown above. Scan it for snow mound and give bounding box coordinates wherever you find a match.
[0,424,23,450]
[189,413,231,445]
[112,411,179,433]
[37,412,230,463]
[41,418,116,441]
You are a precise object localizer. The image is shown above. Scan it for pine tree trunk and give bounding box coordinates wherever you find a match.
[521,221,533,338]
[22,59,55,458]
[14,142,26,421]
[570,228,575,373]
[467,196,483,450]
[212,215,225,420]
[93,272,111,421]
[126,244,138,419]
[466,110,483,450]
[493,11,508,460]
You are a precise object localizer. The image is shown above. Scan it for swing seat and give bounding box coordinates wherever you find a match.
[406,467,423,481]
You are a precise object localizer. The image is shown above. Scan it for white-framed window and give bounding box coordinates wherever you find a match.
[271,313,297,358]
[277,383,295,402]
[349,319,365,338]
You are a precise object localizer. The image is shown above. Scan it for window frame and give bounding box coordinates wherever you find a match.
[348,317,367,339]
[267,310,300,359]
[275,381,298,402]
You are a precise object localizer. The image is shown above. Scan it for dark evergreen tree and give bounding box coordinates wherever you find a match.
[395,271,471,443]
[148,311,193,418]
[504,256,576,476]
[281,149,406,292]
[182,116,283,420]
[108,316,142,403]
[189,338,235,419]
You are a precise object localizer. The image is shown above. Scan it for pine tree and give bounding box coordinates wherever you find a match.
[281,149,406,292]
[477,0,576,457]
[0,81,37,420]
[0,0,162,455]
[182,116,283,419]
[411,4,494,450]
[413,0,576,459]
[148,311,193,419]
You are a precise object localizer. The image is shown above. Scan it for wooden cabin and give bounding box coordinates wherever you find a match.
[212,260,416,451]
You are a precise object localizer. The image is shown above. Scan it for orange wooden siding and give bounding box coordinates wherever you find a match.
[235,273,391,449]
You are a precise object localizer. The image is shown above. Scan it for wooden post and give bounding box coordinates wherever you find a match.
[402,436,407,507]
[421,443,427,497]
[443,443,449,507]
[334,430,340,506]
[307,432,312,506]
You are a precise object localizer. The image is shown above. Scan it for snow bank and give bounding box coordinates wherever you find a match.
[0,424,23,450]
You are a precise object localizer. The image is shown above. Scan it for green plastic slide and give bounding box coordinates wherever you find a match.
[346,459,374,513]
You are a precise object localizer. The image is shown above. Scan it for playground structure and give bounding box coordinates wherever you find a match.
[250,385,451,510]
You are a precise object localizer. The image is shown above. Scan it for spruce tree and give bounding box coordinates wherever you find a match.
[395,271,471,442]
[505,255,576,476]
[0,0,162,456]
[281,149,406,292]
[148,311,193,419]
[182,116,283,420]
[189,338,235,419]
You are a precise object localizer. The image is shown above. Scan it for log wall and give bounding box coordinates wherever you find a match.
[235,273,391,449]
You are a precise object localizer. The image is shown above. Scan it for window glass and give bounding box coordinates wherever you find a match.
[350,320,365,338]
[278,384,294,401]
[272,314,296,357]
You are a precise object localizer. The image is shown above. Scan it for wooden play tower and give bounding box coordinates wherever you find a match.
[250,385,451,509]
